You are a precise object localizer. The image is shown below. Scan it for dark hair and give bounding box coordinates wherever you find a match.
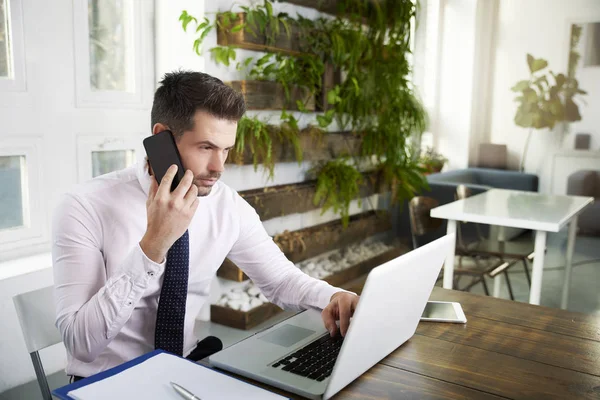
[151,70,246,137]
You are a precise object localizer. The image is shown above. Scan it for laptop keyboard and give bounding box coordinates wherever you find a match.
[270,334,344,381]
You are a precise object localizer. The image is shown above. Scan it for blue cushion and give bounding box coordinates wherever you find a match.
[427,169,479,185]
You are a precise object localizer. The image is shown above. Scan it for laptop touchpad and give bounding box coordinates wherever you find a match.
[259,324,316,347]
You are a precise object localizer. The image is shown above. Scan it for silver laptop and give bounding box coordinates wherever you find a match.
[209,234,454,399]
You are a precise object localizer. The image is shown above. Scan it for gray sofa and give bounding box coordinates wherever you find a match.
[567,170,599,235]
[396,168,539,246]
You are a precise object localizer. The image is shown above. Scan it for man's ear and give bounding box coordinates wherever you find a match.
[151,123,169,135]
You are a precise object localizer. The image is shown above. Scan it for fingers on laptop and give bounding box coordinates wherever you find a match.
[338,295,358,336]
[339,302,351,337]
[322,296,354,337]
[322,306,338,337]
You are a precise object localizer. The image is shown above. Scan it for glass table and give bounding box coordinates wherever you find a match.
[431,189,594,308]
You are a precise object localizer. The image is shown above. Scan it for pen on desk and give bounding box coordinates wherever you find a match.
[170,382,202,400]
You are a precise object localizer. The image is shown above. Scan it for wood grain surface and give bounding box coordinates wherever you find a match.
[211,286,600,399]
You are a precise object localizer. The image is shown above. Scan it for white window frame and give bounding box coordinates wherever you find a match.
[76,133,145,182]
[73,0,150,108]
[0,0,27,92]
[416,0,444,151]
[0,138,45,250]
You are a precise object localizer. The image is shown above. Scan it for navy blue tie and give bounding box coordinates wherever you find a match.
[155,230,189,355]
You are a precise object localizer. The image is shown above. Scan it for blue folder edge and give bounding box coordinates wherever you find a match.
[52,349,290,399]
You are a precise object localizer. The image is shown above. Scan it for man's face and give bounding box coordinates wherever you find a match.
[168,110,237,196]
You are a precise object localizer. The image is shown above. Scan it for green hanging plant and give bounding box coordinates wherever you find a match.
[238,1,293,46]
[311,159,363,228]
[230,116,274,177]
[241,52,325,104]
[280,110,303,164]
[181,1,294,68]
[230,115,302,179]
[181,0,429,224]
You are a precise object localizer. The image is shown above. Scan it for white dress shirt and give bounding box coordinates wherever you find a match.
[52,161,342,377]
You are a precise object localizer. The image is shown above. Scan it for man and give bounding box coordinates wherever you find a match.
[53,71,359,380]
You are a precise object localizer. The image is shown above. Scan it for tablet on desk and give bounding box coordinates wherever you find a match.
[420,301,467,323]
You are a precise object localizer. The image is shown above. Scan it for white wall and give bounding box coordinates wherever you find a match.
[487,0,600,192]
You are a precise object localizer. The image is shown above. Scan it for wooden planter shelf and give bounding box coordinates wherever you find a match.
[210,244,408,329]
[226,80,315,111]
[281,0,345,15]
[217,12,304,56]
[217,210,392,281]
[281,0,384,17]
[218,12,340,113]
[240,171,388,221]
[226,128,362,166]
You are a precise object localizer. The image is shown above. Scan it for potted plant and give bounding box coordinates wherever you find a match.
[511,53,587,171]
[419,147,447,174]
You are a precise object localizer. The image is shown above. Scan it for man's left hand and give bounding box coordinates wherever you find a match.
[322,292,359,337]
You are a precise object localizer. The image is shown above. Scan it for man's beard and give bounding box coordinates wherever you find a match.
[194,173,221,197]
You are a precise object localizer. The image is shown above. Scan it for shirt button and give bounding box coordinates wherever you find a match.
[148,271,154,277]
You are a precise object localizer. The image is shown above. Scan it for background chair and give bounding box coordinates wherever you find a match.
[409,196,518,296]
[455,185,533,296]
[567,170,600,236]
[13,286,62,400]
[477,143,508,170]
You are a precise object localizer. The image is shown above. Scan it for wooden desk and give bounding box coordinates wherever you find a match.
[245,287,600,399]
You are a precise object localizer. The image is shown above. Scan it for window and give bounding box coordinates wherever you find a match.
[0,0,10,78]
[0,155,26,230]
[77,135,143,182]
[0,0,25,91]
[0,141,44,256]
[88,0,134,92]
[92,149,135,177]
[73,0,149,107]
[413,0,442,152]
[420,0,441,113]
[0,1,154,262]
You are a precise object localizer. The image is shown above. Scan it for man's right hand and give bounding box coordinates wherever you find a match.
[139,165,199,263]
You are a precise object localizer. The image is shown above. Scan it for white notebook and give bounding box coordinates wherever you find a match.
[67,352,287,400]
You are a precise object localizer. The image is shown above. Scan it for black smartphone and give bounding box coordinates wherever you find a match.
[143,130,185,192]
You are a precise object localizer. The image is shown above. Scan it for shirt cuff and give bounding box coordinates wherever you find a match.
[317,285,356,310]
[134,243,166,282]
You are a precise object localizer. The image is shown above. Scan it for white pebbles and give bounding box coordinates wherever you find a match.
[216,239,394,311]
